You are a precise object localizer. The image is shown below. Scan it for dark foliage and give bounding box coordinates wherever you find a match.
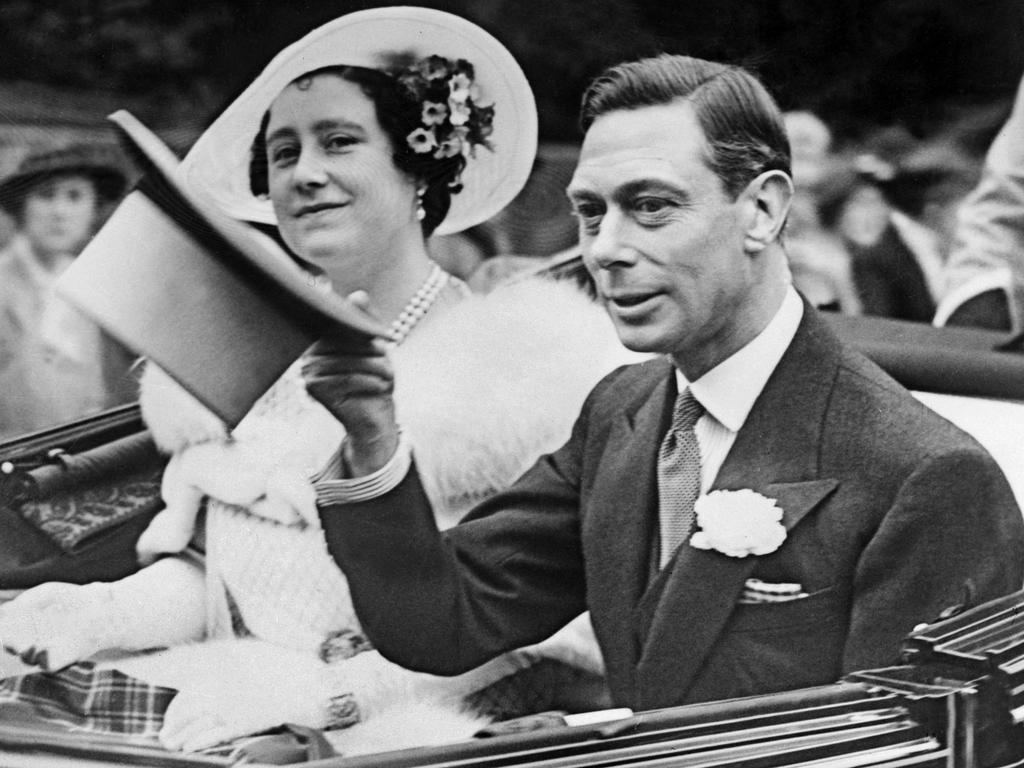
[0,0,1021,142]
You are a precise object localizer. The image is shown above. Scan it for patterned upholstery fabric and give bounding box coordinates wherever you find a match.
[18,469,163,552]
[12,431,164,552]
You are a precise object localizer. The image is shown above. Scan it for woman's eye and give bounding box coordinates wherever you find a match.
[325,135,357,152]
[269,144,299,166]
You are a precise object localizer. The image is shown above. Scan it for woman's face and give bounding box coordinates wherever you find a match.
[22,173,99,258]
[837,182,890,247]
[264,73,420,272]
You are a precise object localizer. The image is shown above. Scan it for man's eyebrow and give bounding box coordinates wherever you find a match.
[616,178,689,200]
[565,187,601,205]
[567,178,690,205]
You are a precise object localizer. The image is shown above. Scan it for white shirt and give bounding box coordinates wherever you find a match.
[681,286,804,492]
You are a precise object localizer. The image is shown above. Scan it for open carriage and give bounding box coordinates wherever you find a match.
[2,273,1024,767]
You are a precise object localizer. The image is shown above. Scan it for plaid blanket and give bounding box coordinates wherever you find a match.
[0,661,176,739]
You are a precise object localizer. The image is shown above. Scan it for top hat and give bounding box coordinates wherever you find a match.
[178,6,538,237]
[57,111,388,428]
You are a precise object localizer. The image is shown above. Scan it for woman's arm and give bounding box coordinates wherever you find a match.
[0,554,206,671]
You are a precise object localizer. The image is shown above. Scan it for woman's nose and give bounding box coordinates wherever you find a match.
[292,149,328,188]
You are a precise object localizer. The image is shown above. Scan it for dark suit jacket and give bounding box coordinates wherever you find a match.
[321,305,1024,710]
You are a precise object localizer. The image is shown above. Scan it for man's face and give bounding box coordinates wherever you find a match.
[22,174,100,257]
[568,100,758,364]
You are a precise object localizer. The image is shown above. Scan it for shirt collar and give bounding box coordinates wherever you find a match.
[676,286,804,432]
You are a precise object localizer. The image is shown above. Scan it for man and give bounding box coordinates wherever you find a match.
[308,54,1024,709]
[0,142,132,435]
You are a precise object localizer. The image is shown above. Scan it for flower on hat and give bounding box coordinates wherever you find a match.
[448,72,476,104]
[400,54,495,184]
[422,101,448,126]
[448,99,472,127]
[434,135,463,159]
[452,127,473,158]
[689,489,786,558]
[407,127,438,154]
[418,55,451,81]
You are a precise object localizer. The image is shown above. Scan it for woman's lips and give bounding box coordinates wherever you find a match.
[296,202,348,217]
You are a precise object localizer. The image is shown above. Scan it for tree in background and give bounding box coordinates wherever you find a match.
[0,0,1021,143]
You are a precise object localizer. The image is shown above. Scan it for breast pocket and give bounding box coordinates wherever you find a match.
[686,586,850,702]
[729,585,847,633]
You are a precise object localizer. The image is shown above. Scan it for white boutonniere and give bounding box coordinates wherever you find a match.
[689,489,787,558]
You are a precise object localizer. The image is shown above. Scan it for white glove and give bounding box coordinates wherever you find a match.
[0,581,119,670]
[0,557,206,671]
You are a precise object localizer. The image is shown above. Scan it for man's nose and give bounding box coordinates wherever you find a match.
[585,210,637,270]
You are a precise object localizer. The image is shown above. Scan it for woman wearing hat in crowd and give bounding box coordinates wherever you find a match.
[0,143,132,436]
[0,7,629,755]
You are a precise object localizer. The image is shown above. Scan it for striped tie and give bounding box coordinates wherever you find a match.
[657,388,705,568]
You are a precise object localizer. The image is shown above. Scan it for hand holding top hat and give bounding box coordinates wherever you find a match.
[56,110,389,428]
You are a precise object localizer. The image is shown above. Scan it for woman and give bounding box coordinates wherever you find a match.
[0,143,133,436]
[0,7,629,756]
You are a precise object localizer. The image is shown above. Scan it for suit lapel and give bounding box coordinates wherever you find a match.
[633,306,843,709]
[585,360,674,702]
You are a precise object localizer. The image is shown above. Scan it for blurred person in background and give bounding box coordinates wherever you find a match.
[817,133,952,323]
[937,74,1024,332]
[0,143,132,437]
[783,111,861,314]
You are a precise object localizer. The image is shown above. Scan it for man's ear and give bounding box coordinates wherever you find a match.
[741,170,793,254]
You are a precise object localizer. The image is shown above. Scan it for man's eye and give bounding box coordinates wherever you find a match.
[576,206,600,219]
[571,202,603,221]
[632,196,678,225]
[634,197,669,214]
[572,204,604,234]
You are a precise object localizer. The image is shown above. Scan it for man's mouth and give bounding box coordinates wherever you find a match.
[606,291,661,308]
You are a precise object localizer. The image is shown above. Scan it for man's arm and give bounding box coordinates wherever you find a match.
[319,446,589,675]
[842,447,1024,673]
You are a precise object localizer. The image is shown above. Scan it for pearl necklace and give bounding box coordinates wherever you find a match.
[387,262,450,347]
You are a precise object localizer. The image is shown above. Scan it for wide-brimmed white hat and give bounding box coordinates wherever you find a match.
[179,6,537,236]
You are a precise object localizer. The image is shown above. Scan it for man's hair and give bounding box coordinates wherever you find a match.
[580,54,791,198]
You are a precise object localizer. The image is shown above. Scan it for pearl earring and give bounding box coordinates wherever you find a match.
[416,188,426,222]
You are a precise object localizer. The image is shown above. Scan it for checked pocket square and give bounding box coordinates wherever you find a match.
[739,578,809,604]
